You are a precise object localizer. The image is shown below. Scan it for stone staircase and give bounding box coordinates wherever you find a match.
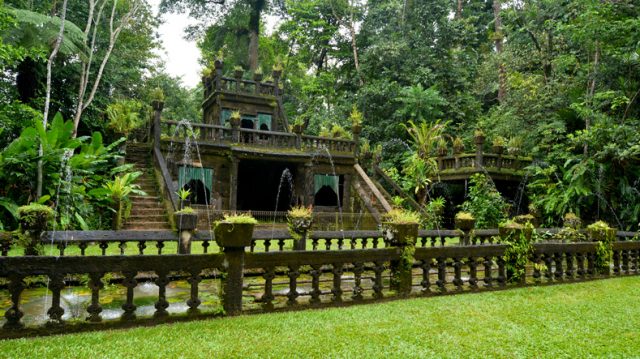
[123,143,171,230]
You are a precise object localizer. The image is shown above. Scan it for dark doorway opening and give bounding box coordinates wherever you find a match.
[241,119,254,129]
[237,160,296,211]
[314,175,344,207]
[182,179,210,205]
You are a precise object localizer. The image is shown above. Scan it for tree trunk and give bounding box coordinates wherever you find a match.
[493,0,506,104]
[456,0,463,19]
[38,0,68,199]
[247,0,265,71]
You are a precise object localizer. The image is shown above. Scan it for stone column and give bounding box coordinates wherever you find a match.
[175,213,198,254]
[215,222,254,315]
[229,156,239,211]
[384,223,418,297]
[474,136,485,168]
[152,101,164,147]
[342,174,351,212]
[303,162,314,206]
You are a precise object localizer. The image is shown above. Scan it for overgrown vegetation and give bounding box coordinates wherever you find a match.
[460,174,509,228]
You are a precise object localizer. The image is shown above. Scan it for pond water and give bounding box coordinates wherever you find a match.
[0,279,222,326]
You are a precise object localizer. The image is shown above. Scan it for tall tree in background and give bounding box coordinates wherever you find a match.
[493,0,505,103]
[72,0,143,137]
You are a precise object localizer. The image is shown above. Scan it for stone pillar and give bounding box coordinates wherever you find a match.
[214,59,223,91]
[229,156,239,211]
[231,119,241,143]
[152,101,164,147]
[342,174,352,212]
[352,125,362,158]
[474,136,485,168]
[303,162,314,206]
[215,222,254,315]
[383,222,418,297]
[18,206,53,256]
[175,213,198,254]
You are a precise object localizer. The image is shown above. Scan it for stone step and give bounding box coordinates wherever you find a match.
[124,222,171,230]
[130,206,166,213]
[128,214,167,222]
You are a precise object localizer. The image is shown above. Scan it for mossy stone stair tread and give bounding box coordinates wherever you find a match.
[123,144,170,230]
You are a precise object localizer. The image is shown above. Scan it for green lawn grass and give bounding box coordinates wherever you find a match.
[1,276,639,358]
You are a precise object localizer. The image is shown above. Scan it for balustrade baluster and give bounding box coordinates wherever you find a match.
[278,239,285,251]
[362,237,368,249]
[532,253,542,283]
[186,270,202,316]
[1,240,11,256]
[372,261,384,299]
[554,253,564,281]
[264,239,271,252]
[331,263,344,302]
[287,265,300,306]
[439,236,445,246]
[156,241,164,255]
[587,252,596,276]
[622,250,630,274]
[99,242,109,256]
[202,240,210,254]
[87,272,104,322]
[453,257,463,290]
[121,271,137,321]
[250,239,256,252]
[576,252,586,279]
[312,238,319,250]
[46,273,65,324]
[632,249,639,273]
[154,271,170,318]
[325,238,332,250]
[613,250,621,275]
[79,242,88,256]
[430,237,437,247]
[137,241,146,255]
[468,257,478,289]
[337,238,344,250]
[497,257,506,287]
[436,257,447,292]
[57,242,66,256]
[483,257,493,287]
[479,236,486,245]
[309,265,322,305]
[350,238,356,250]
[420,259,431,293]
[262,267,276,310]
[352,262,364,301]
[372,237,379,249]
[3,274,25,329]
[119,241,127,255]
[544,254,554,281]
[565,252,575,279]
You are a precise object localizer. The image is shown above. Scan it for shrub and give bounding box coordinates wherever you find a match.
[383,208,421,224]
[460,174,509,228]
[218,213,257,225]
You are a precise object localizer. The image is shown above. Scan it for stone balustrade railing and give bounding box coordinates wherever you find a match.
[160,120,357,155]
[1,226,638,337]
[0,228,637,257]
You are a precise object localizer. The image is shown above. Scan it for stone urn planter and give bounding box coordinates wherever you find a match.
[174,212,198,231]
[351,123,362,135]
[230,116,241,128]
[492,145,505,155]
[474,135,485,145]
[498,221,533,241]
[382,222,419,246]
[437,147,448,156]
[272,69,282,79]
[18,204,54,256]
[586,221,616,242]
[253,72,263,82]
[215,222,255,248]
[151,100,164,112]
[454,213,475,232]
[234,68,244,79]
[292,123,304,134]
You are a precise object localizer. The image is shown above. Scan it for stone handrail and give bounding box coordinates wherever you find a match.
[237,127,298,148]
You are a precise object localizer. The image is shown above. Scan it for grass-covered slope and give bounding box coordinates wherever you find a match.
[1,277,639,358]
